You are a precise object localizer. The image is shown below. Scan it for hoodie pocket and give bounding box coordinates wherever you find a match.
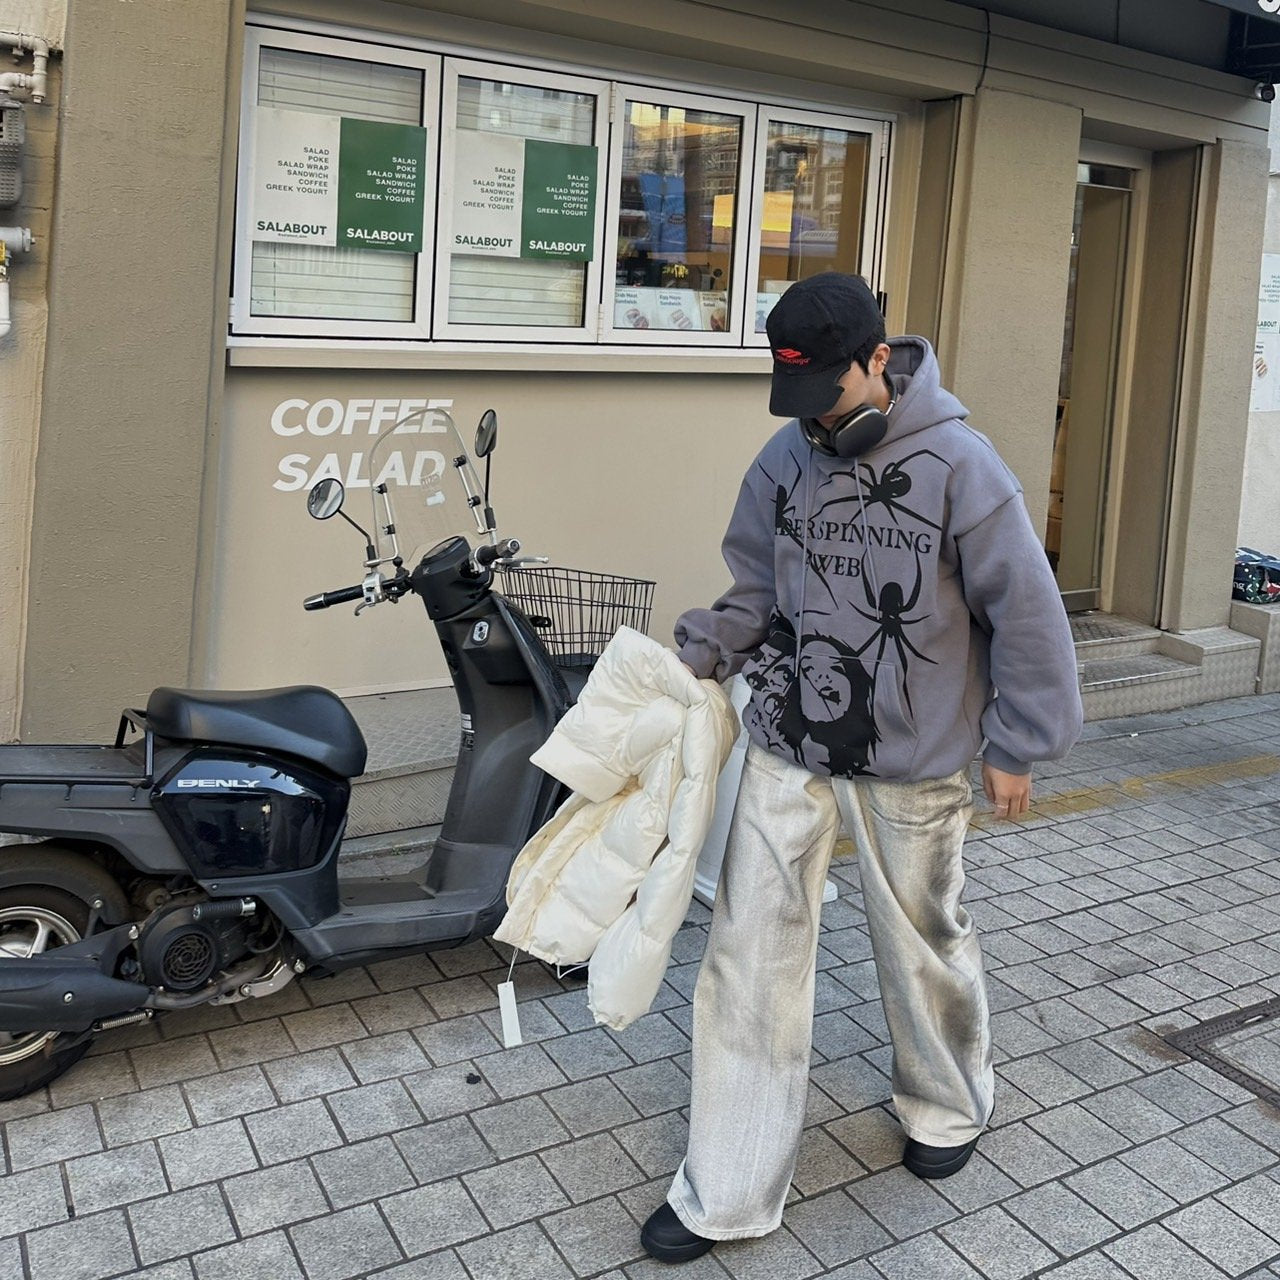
[866,660,919,778]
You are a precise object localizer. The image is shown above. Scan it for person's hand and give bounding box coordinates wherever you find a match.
[982,762,1032,820]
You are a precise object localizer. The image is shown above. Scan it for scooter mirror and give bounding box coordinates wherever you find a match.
[307,478,346,520]
[475,409,498,459]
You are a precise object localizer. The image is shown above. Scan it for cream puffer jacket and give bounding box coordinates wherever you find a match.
[493,626,738,1030]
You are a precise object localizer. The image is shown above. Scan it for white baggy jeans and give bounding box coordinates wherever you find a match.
[667,742,994,1240]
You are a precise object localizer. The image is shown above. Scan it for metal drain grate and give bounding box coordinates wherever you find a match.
[1165,996,1280,1106]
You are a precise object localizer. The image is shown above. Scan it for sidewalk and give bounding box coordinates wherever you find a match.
[4,692,1280,1280]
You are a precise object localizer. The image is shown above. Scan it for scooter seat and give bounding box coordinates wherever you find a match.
[145,686,368,779]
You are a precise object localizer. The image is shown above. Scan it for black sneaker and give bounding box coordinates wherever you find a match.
[640,1203,716,1263]
[902,1132,982,1179]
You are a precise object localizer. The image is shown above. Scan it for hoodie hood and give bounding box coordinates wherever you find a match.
[880,336,969,448]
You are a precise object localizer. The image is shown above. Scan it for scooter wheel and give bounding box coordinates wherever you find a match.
[0,884,96,1101]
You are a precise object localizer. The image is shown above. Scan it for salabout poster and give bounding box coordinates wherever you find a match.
[1252,253,1280,413]
[251,107,428,253]
[452,130,597,260]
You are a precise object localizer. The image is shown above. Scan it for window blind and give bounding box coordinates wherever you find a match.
[250,48,423,322]
[446,78,594,328]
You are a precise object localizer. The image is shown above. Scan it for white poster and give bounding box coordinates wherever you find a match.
[251,107,341,245]
[451,131,523,257]
[1252,254,1280,412]
[614,286,656,330]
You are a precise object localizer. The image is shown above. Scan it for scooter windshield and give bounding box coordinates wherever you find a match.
[365,406,491,566]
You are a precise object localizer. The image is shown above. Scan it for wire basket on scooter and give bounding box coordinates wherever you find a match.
[499,566,655,666]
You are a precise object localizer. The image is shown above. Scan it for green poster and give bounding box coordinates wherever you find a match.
[520,140,597,261]
[337,118,428,254]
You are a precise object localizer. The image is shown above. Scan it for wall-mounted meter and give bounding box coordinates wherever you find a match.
[0,101,23,208]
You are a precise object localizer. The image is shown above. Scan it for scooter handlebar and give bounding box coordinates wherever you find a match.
[303,584,366,610]
[474,538,521,568]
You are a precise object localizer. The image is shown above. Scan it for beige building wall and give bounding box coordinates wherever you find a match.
[0,0,64,741]
[1164,138,1269,631]
[10,0,1272,732]
[1238,105,1280,554]
[19,0,243,740]
[937,88,1082,537]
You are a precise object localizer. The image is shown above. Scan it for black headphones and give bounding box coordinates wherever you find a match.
[801,402,892,459]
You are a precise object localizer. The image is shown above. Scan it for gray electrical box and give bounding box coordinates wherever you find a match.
[0,103,24,208]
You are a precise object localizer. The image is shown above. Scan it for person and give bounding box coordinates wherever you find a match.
[640,273,1083,1264]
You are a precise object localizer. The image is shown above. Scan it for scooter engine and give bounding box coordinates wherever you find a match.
[137,904,250,993]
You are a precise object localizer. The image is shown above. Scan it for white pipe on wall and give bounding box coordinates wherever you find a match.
[0,33,49,104]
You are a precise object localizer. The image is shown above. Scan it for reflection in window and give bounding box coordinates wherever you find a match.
[448,77,595,328]
[755,122,871,332]
[614,102,743,333]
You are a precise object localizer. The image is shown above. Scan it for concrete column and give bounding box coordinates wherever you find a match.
[937,88,1082,534]
[1164,138,1268,632]
[21,0,241,739]
[0,1,64,741]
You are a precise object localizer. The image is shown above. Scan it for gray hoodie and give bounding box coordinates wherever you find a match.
[675,336,1083,781]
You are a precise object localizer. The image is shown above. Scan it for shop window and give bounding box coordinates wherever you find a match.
[605,88,751,344]
[433,62,607,341]
[745,110,886,341]
[231,23,891,353]
[232,28,440,339]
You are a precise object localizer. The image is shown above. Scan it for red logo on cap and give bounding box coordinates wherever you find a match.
[774,347,811,365]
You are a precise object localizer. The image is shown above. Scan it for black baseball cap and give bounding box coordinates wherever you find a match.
[766,273,884,418]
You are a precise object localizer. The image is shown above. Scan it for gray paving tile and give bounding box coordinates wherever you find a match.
[1080,1083,1183,1143]
[544,1027,634,1080]
[0,1163,69,1237]
[206,1017,296,1069]
[785,1188,891,1267]
[932,1152,1021,1212]
[542,1195,648,1275]
[462,1153,570,1229]
[96,1083,194,1147]
[714,1225,821,1280]
[328,1078,424,1141]
[222,1159,329,1235]
[868,1231,982,1279]
[472,1094,571,1159]
[939,1204,1058,1280]
[540,1132,646,1202]
[395,1115,494,1183]
[47,1049,138,1107]
[245,1096,343,1164]
[413,1014,502,1065]
[312,1135,417,1208]
[130,1035,220,1090]
[1218,1173,1280,1244]
[281,1004,369,1055]
[369,1251,470,1280]
[979,1122,1077,1187]
[1131,1066,1234,1122]
[264,1047,358,1101]
[474,1041,568,1099]
[611,1060,690,1117]
[1025,1102,1130,1164]
[791,1125,867,1196]
[25,1208,138,1280]
[1065,1157,1178,1229]
[609,1011,693,1063]
[66,1139,167,1215]
[1004,1180,1119,1256]
[129,1186,236,1265]
[158,1118,258,1189]
[846,1166,957,1239]
[351,987,436,1036]
[341,1029,431,1083]
[1120,1136,1231,1202]
[1102,1223,1234,1280]
[1173,1116,1277,1179]
[292,1202,405,1280]
[6,1102,103,1169]
[825,1106,903,1172]
[192,1231,304,1280]
[456,1221,573,1280]
[402,1060,496,1119]
[1165,1197,1280,1276]
[544,1075,642,1137]
[380,1178,490,1256]
[182,1065,276,1124]
[614,1111,690,1178]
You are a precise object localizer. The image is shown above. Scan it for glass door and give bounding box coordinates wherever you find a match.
[1049,163,1132,611]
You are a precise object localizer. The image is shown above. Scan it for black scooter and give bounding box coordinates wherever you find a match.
[0,410,606,1100]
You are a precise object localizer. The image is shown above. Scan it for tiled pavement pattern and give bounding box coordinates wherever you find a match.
[6,696,1280,1278]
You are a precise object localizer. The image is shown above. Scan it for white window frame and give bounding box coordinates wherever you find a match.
[601,83,758,348]
[432,58,610,343]
[742,106,889,349]
[231,26,441,340]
